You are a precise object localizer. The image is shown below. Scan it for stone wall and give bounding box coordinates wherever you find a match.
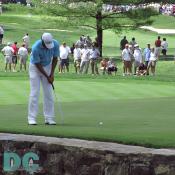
[0,133,175,175]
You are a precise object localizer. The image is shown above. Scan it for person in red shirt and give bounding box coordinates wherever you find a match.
[11,42,18,72]
[155,36,161,59]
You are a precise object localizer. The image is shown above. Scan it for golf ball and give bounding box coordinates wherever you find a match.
[99,122,103,125]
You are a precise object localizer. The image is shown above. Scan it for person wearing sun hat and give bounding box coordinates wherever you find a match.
[28,33,60,125]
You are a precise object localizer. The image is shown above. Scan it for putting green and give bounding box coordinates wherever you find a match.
[0,79,175,148]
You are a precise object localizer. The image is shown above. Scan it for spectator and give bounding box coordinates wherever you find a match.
[22,33,30,50]
[85,35,92,48]
[136,63,147,76]
[147,47,157,76]
[11,41,18,72]
[1,42,14,72]
[133,44,142,75]
[18,43,28,71]
[122,44,132,76]
[143,43,151,68]
[120,36,128,50]
[0,25,4,45]
[76,36,85,48]
[107,58,117,75]
[129,37,137,54]
[100,58,108,75]
[70,43,75,54]
[90,44,100,75]
[59,42,71,73]
[161,38,168,56]
[80,44,90,74]
[155,36,161,59]
[73,44,81,74]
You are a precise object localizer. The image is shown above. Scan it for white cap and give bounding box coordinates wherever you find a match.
[41,33,54,49]
[134,44,139,47]
[7,42,12,46]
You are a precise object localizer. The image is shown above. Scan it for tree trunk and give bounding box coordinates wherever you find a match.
[96,10,103,57]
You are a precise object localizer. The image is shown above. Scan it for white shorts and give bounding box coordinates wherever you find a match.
[5,56,12,64]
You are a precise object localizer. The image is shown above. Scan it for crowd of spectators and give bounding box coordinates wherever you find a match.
[103,3,175,16]
[0,31,170,77]
[120,35,168,76]
[58,35,117,75]
[1,32,29,72]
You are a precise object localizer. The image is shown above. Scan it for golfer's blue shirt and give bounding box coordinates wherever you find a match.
[30,39,60,66]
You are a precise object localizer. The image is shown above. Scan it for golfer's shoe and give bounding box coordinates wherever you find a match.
[28,120,37,125]
[45,120,56,125]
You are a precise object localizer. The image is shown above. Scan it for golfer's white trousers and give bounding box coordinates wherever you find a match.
[28,63,54,122]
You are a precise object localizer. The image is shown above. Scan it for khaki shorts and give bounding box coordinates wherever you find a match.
[19,55,28,64]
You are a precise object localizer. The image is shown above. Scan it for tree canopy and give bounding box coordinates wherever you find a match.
[33,0,170,55]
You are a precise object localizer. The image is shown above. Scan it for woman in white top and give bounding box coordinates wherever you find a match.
[147,47,157,76]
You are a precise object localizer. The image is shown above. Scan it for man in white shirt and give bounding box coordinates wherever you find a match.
[18,44,28,71]
[23,33,30,50]
[80,44,90,74]
[90,45,100,75]
[60,42,71,73]
[161,38,168,56]
[122,44,132,76]
[133,44,143,75]
[73,44,81,73]
[1,42,14,72]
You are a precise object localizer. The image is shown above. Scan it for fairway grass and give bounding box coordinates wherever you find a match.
[1,78,175,148]
[0,7,175,148]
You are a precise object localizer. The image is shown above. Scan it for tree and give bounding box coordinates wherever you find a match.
[33,0,171,56]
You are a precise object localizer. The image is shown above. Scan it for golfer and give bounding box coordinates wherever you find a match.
[28,33,59,125]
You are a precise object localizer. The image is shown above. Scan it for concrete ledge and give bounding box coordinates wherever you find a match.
[0,133,175,175]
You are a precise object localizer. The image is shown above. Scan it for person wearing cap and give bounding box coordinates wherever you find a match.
[28,33,60,125]
[80,44,90,74]
[89,44,100,75]
[121,44,132,76]
[1,42,14,72]
[133,44,143,75]
[18,43,28,71]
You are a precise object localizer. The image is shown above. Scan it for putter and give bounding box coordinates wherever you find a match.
[51,83,64,125]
